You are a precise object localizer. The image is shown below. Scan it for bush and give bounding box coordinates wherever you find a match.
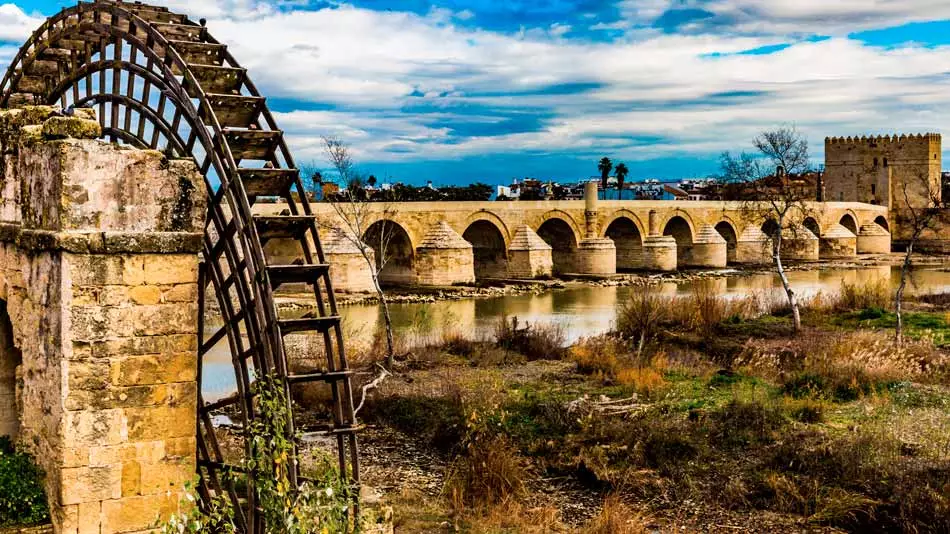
[708,399,785,449]
[617,290,665,351]
[0,436,49,527]
[444,436,527,512]
[494,317,566,361]
[837,280,890,311]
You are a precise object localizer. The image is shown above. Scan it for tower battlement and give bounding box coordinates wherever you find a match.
[825,133,941,145]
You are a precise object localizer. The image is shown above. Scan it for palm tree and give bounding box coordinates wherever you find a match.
[614,163,629,200]
[598,157,612,197]
[367,174,377,187]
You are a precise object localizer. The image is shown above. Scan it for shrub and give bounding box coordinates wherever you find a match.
[494,316,566,361]
[783,397,826,423]
[837,279,890,311]
[0,437,49,527]
[570,336,622,377]
[707,399,785,449]
[617,289,665,353]
[444,436,527,512]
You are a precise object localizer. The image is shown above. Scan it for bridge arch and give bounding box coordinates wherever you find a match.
[663,215,694,267]
[363,219,416,285]
[839,212,858,235]
[537,216,579,274]
[536,209,584,244]
[803,216,821,238]
[604,213,644,271]
[714,220,739,263]
[874,215,890,232]
[462,219,509,279]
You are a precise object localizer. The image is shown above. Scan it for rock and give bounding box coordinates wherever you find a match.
[41,116,102,139]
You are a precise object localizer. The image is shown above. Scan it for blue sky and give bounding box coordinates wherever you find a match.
[5,1,950,186]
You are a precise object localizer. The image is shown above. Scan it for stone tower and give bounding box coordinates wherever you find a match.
[823,133,942,241]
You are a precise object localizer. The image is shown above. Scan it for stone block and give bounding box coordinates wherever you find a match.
[110,352,197,386]
[818,223,857,259]
[58,465,122,505]
[101,494,179,534]
[142,255,198,285]
[125,405,195,441]
[41,117,102,140]
[131,303,197,336]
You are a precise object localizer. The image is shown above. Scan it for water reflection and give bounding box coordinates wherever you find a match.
[201,265,950,400]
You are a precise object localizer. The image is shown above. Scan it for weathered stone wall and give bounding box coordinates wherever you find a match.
[0,106,204,534]
[824,133,943,244]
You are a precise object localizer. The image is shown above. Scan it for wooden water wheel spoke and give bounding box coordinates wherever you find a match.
[0,1,360,529]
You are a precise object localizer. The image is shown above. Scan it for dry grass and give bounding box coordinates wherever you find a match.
[737,330,950,400]
[837,279,891,311]
[569,337,668,395]
[494,316,567,361]
[581,495,649,534]
[445,436,528,513]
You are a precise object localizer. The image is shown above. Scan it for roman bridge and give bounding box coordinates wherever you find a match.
[259,183,891,290]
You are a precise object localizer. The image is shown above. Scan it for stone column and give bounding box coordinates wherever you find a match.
[0,107,205,534]
[415,221,475,286]
[574,181,617,275]
[857,223,891,254]
[641,209,677,271]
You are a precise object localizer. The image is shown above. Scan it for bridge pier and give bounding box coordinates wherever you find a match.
[683,224,727,268]
[818,223,857,259]
[415,221,475,286]
[735,225,772,264]
[507,226,553,278]
[641,210,677,271]
[322,228,377,292]
[857,223,891,254]
[780,225,820,261]
[572,181,617,275]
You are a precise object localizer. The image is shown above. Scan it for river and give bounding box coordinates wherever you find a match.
[201,264,950,400]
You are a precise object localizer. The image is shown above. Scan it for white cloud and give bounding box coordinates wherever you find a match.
[4,0,950,173]
[0,3,44,42]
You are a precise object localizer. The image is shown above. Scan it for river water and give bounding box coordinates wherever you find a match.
[201,264,950,400]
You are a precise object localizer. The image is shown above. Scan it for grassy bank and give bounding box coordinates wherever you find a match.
[345,281,950,532]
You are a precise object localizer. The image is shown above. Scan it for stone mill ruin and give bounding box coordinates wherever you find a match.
[0,1,360,532]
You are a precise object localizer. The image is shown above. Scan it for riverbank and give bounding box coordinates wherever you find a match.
[271,253,950,311]
[341,281,950,533]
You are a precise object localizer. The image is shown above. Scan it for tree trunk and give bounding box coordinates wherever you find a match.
[896,240,915,345]
[773,228,802,332]
[637,330,646,358]
[373,275,396,369]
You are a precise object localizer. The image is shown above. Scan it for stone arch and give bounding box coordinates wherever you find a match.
[714,220,739,263]
[363,219,416,285]
[0,299,20,440]
[463,220,509,279]
[839,213,858,235]
[803,216,821,238]
[874,215,889,232]
[604,216,644,271]
[537,210,583,244]
[663,215,694,267]
[659,210,697,238]
[537,217,579,275]
[464,211,511,250]
[761,219,780,238]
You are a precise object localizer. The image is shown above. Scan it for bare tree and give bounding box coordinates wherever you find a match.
[301,137,398,369]
[720,126,814,333]
[894,171,943,344]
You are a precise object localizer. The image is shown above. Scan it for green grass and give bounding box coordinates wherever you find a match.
[832,309,950,346]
